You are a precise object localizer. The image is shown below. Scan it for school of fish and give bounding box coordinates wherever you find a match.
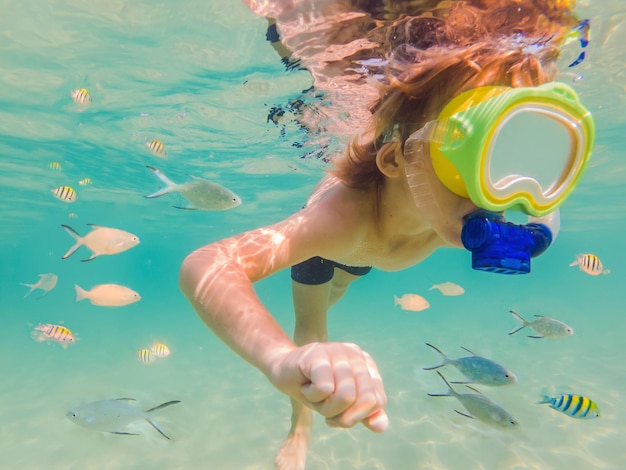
[26,88,609,441]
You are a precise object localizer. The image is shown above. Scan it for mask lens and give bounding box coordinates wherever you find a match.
[488,108,575,196]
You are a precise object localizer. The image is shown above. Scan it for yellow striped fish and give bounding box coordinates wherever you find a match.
[137,348,155,364]
[49,161,62,171]
[33,323,76,348]
[78,177,92,186]
[539,394,600,419]
[146,139,166,157]
[150,343,171,358]
[71,88,91,105]
[569,253,610,276]
[51,185,77,203]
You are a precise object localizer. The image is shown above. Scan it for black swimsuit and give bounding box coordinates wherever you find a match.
[291,256,372,285]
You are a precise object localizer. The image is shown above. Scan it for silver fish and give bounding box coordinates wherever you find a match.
[423,343,517,386]
[66,398,181,439]
[61,224,140,261]
[509,310,574,339]
[428,371,518,428]
[145,165,241,210]
[20,273,58,298]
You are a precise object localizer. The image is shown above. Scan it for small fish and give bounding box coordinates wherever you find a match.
[429,281,465,296]
[68,212,78,219]
[51,185,77,203]
[75,283,141,307]
[78,177,92,186]
[71,88,91,105]
[150,343,171,358]
[428,371,518,428]
[49,161,62,171]
[146,139,166,157]
[137,348,155,364]
[20,273,58,298]
[509,310,574,339]
[569,254,610,276]
[539,394,600,419]
[394,293,430,312]
[32,323,76,348]
[61,224,140,261]
[66,398,181,439]
[145,166,241,210]
[423,343,516,386]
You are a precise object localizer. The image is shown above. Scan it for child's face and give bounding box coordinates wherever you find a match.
[402,141,478,247]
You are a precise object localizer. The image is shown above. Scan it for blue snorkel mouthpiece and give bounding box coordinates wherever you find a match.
[461,210,553,275]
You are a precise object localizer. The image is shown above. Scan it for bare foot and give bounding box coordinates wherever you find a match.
[274,401,312,470]
[274,428,310,470]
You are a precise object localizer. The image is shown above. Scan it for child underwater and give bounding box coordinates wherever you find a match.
[179,1,594,468]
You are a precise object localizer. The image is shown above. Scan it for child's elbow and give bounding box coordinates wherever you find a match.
[178,247,213,300]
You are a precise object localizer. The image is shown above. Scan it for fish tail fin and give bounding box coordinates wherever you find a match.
[508,310,529,335]
[537,395,552,405]
[145,166,177,199]
[428,370,455,397]
[568,260,579,267]
[425,343,447,358]
[145,400,181,414]
[74,284,88,302]
[145,418,170,440]
[61,225,83,259]
[603,269,611,275]
[20,283,35,298]
[423,343,447,370]
[393,295,400,306]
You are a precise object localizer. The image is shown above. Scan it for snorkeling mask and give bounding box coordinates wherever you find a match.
[404,82,594,274]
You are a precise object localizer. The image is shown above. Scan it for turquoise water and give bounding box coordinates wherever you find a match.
[1,1,625,469]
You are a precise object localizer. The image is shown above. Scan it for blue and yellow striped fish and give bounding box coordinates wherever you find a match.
[146,139,166,157]
[539,394,600,419]
[51,185,77,203]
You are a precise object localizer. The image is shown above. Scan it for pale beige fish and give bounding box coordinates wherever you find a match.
[430,281,465,296]
[137,348,155,364]
[21,273,58,298]
[61,224,140,261]
[78,177,92,186]
[150,343,171,358]
[394,293,430,312]
[75,283,141,307]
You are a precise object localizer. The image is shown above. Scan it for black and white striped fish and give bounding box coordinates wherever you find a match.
[146,139,166,157]
[51,185,77,203]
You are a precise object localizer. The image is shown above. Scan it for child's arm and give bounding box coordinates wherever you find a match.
[178,203,388,432]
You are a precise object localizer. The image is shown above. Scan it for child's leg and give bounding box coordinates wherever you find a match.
[275,272,359,469]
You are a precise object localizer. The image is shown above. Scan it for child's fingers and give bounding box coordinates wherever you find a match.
[301,361,335,403]
[361,409,389,432]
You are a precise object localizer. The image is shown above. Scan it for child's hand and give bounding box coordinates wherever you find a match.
[269,342,389,432]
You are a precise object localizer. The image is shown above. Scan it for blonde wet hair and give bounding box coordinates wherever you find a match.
[332,0,580,189]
